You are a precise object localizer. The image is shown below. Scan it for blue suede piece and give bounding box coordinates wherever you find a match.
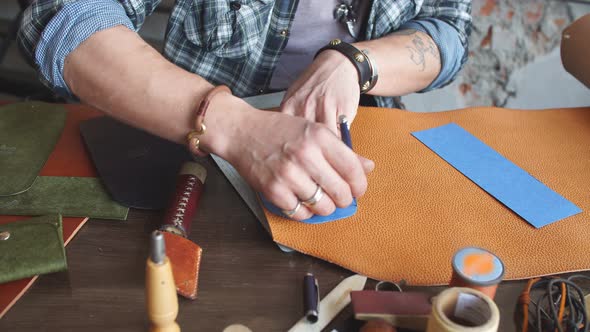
[412,123,582,228]
[260,194,357,224]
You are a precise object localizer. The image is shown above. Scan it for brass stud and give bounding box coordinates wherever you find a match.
[354,52,365,62]
[280,30,288,37]
[361,81,371,92]
[329,39,342,46]
[0,231,10,241]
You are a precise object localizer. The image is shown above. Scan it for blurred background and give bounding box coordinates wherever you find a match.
[0,0,589,110]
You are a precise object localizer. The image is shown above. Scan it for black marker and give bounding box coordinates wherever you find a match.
[303,272,319,323]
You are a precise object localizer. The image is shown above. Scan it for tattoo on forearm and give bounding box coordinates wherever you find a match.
[405,32,440,71]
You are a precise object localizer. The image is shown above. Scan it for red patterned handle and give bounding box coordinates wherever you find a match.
[160,162,207,237]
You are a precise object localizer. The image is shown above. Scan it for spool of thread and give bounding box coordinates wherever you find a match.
[450,247,504,299]
[426,287,499,332]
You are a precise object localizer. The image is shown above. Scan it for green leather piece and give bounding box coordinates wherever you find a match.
[0,214,66,283]
[0,102,67,196]
[0,176,129,220]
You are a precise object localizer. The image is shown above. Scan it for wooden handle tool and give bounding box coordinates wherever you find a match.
[160,162,206,299]
[146,231,180,332]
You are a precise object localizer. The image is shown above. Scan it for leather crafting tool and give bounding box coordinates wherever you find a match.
[449,247,504,299]
[288,274,367,332]
[426,287,499,332]
[146,231,180,332]
[159,162,205,299]
[351,290,432,330]
[80,116,192,210]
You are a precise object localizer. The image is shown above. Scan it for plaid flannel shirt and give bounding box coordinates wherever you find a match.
[18,0,471,108]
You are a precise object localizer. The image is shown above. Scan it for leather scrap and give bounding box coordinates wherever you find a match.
[0,214,67,283]
[0,102,67,196]
[0,176,128,220]
[80,116,192,210]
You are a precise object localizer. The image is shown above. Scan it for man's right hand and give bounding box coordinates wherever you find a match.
[219,106,374,221]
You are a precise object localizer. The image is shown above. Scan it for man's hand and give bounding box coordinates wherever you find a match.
[280,50,360,134]
[224,108,374,221]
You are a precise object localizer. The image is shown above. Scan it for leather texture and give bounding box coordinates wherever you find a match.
[0,102,100,318]
[80,116,192,210]
[163,231,202,299]
[266,106,590,285]
[0,214,66,283]
[0,102,67,196]
[0,176,128,220]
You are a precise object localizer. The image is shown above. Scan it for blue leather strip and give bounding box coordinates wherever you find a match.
[412,123,582,228]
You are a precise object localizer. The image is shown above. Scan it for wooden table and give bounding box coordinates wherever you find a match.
[0,158,560,331]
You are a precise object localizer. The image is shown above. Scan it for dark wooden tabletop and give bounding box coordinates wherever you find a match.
[0,158,558,332]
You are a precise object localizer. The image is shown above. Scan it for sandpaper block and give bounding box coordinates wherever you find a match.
[351,291,432,330]
[80,116,192,210]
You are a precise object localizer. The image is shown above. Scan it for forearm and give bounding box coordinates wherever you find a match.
[353,29,441,96]
[63,25,247,156]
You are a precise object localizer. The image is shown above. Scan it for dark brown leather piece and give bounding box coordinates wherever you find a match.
[80,116,192,210]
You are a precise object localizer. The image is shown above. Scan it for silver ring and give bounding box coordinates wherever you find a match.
[282,201,302,217]
[302,185,324,207]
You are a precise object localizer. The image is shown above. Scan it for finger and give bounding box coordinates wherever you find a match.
[262,181,313,221]
[320,133,369,198]
[301,95,317,122]
[292,142,354,208]
[358,155,375,174]
[318,97,338,134]
[278,159,336,216]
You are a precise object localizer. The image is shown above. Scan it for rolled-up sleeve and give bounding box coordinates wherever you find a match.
[403,0,472,91]
[17,0,161,97]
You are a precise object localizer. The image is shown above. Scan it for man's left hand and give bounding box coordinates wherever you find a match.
[280,50,360,134]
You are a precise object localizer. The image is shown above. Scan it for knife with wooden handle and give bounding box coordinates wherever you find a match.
[159,161,206,299]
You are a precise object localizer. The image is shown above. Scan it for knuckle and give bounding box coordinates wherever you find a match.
[264,181,284,202]
[332,185,353,207]
[276,160,295,181]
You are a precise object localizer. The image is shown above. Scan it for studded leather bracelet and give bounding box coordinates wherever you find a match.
[315,39,378,94]
[186,85,231,157]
